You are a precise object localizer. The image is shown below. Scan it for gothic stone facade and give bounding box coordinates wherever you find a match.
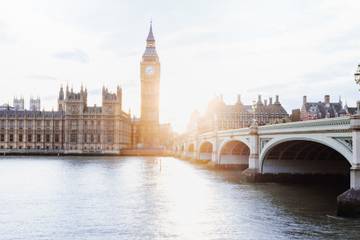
[190,94,289,134]
[139,23,161,148]
[0,86,132,154]
[300,95,357,121]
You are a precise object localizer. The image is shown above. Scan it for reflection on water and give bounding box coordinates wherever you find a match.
[0,156,359,240]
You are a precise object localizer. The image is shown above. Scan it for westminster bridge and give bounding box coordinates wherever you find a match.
[174,115,360,215]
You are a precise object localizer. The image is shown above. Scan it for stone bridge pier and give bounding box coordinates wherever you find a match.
[350,115,360,188]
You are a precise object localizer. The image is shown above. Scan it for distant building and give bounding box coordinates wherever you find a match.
[253,95,289,125]
[186,110,200,133]
[131,117,141,148]
[29,97,40,111]
[342,104,358,116]
[0,104,14,111]
[139,22,161,148]
[159,123,173,149]
[130,118,173,150]
[194,94,289,133]
[0,22,170,154]
[300,95,357,121]
[0,85,132,154]
[130,23,173,150]
[13,98,24,110]
[290,109,301,122]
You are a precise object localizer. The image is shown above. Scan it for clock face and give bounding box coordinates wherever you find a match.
[145,66,154,75]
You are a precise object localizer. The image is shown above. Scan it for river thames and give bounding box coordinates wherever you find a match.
[0,156,359,240]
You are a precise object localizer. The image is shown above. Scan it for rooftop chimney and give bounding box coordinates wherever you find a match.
[269,97,273,105]
[257,95,262,105]
[275,95,279,104]
[237,94,241,104]
[303,96,307,105]
[324,95,330,104]
[264,99,268,106]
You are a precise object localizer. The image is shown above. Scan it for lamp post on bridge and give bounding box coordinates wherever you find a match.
[213,113,219,164]
[251,100,258,126]
[355,64,360,87]
[355,64,360,114]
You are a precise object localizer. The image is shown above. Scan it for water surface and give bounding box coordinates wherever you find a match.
[0,156,359,240]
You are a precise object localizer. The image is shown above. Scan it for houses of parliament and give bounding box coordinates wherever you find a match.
[0,23,171,155]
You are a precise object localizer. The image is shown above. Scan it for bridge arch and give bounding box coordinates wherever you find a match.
[183,143,196,159]
[187,143,195,153]
[198,141,213,161]
[260,136,352,176]
[218,139,250,168]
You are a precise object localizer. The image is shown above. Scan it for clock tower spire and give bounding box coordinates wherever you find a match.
[140,22,161,147]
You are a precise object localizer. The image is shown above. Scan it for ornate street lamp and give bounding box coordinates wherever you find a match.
[251,100,258,126]
[355,64,360,114]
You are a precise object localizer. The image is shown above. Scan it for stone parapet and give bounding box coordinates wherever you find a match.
[350,114,360,130]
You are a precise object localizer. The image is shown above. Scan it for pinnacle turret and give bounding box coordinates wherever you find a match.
[59,85,64,100]
[147,21,155,42]
[142,22,159,60]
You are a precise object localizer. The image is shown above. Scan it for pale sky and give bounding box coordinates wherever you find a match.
[0,0,359,132]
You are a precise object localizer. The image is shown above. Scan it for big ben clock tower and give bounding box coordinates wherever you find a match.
[140,22,160,147]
